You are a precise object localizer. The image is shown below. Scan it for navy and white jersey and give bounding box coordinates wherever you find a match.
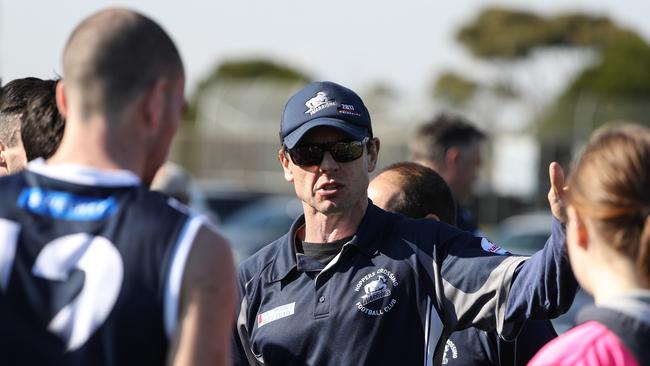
[0,160,205,366]
[233,202,577,366]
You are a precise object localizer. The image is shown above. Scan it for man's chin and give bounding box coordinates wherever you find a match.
[312,200,345,216]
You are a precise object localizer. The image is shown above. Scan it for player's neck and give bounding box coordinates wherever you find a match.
[301,198,367,243]
[48,117,145,176]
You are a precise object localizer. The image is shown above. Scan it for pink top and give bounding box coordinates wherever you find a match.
[528,321,639,366]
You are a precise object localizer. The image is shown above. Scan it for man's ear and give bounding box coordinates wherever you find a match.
[278,149,294,183]
[55,80,68,118]
[444,146,461,170]
[143,79,169,131]
[367,137,380,173]
[0,142,9,175]
[0,142,6,164]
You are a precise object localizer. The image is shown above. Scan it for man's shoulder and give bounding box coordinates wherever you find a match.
[238,233,290,279]
[389,212,460,244]
[0,171,41,214]
[0,171,28,190]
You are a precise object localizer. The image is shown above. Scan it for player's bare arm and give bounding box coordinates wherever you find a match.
[168,224,236,366]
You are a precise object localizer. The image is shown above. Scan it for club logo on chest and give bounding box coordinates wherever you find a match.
[354,268,399,316]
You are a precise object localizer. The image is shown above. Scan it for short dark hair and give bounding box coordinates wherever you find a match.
[20,79,65,160]
[409,113,485,163]
[0,79,26,147]
[0,77,65,160]
[62,8,183,120]
[376,161,456,225]
[0,81,11,146]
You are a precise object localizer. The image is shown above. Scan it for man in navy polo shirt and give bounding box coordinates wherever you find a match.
[233,81,576,365]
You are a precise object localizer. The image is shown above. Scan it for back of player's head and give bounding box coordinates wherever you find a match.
[62,8,183,120]
[409,113,485,164]
[567,123,650,284]
[373,161,456,225]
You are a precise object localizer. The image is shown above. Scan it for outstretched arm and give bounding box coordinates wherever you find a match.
[503,162,578,337]
[167,224,236,366]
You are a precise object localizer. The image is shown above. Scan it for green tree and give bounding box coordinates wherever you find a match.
[457,8,621,59]
[538,29,650,137]
[432,71,478,106]
[185,58,311,123]
[445,7,650,137]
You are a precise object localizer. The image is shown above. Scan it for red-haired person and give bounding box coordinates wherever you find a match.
[529,123,650,366]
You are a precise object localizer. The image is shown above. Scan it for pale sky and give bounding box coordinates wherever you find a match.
[1,0,649,98]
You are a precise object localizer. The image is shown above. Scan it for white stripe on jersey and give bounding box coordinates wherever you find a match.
[424,296,443,366]
[0,218,21,291]
[27,158,141,187]
[163,214,207,339]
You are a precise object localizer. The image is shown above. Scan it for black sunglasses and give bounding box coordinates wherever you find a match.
[287,138,370,166]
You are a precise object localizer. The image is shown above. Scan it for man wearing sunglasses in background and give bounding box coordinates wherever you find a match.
[232,81,577,365]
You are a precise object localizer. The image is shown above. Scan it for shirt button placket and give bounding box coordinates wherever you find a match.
[314,282,330,318]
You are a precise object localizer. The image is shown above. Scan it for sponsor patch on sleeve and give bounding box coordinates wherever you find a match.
[480,237,509,255]
[257,302,295,328]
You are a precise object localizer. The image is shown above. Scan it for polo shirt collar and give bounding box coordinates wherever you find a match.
[265,215,304,283]
[266,200,393,283]
[350,200,393,257]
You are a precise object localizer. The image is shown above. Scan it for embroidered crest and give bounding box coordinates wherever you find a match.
[354,268,399,316]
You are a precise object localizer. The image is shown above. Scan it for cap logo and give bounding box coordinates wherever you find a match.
[305,91,337,115]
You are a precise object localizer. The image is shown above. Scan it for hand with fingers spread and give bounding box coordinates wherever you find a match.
[547,161,568,224]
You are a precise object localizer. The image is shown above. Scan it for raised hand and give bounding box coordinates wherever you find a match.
[547,162,568,224]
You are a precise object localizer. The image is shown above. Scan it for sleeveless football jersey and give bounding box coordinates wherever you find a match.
[0,160,205,366]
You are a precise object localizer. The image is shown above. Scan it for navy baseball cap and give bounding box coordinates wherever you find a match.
[280,81,372,149]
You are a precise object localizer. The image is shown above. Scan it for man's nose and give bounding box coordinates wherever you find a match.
[319,151,339,172]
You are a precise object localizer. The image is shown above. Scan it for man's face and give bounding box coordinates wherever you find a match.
[280,126,378,216]
[143,73,186,186]
[367,171,404,212]
[0,128,28,176]
[450,140,482,202]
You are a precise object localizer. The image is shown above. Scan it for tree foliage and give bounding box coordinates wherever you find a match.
[449,7,650,137]
[539,29,650,136]
[432,71,478,106]
[185,58,311,123]
[457,7,622,59]
[206,59,311,83]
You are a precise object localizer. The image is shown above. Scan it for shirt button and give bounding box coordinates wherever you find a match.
[318,296,326,303]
